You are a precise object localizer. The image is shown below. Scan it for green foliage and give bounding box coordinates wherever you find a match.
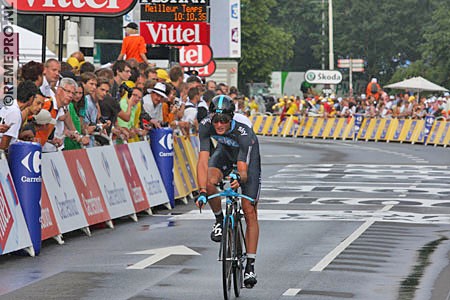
[239,0,295,88]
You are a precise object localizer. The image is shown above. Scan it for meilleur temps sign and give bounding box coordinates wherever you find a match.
[5,0,138,16]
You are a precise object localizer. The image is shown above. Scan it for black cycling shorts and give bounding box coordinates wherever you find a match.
[208,144,261,201]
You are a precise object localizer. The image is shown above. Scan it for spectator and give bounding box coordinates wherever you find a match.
[64,82,89,150]
[142,81,167,123]
[168,64,182,89]
[40,58,60,97]
[206,80,217,92]
[366,77,382,101]
[20,61,44,87]
[32,109,56,146]
[70,51,85,64]
[156,68,170,83]
[0,80,37,151]
[80,72,99,129]
[110,60,132,102]
[144,67,158,81]
[80,61,96,74]
[117,22,150,65]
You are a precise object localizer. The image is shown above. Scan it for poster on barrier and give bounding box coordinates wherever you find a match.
[423,116,435,144]
[174,137,197,191]
[115,144,151,213]
[63,150,111,225]
[353,114,363,140]
[190,135,200,159]
[0,160,32,255]
[127,142,170,207]
[41,182,61,241]
[86,146,135,219]
[41,152,88,234]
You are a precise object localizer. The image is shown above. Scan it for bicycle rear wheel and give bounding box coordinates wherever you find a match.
[222,215,233,300]
[233,217,245,297]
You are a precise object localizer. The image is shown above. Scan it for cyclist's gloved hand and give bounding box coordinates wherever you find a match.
[196,191,208,209]
[229,172,241,189]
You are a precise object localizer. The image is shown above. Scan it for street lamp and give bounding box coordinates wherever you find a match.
[328,0,334,70]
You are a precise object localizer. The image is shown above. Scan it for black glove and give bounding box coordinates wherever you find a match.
[196,191,208,208]
[229,172,241,185]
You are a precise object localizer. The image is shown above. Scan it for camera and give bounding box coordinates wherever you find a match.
[119,82,133,98]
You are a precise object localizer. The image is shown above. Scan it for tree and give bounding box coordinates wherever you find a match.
[239,0,294,90]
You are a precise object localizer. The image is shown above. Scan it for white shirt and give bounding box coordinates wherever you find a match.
[0,100,22,144]
[181,100,197,124]
[40,76,57,98]
[53,96,66,138]
[142,94,163,121]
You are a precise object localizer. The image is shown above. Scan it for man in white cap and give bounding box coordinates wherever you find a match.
[142,82,167,124]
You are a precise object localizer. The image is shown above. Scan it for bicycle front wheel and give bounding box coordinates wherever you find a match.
[222,215,233,300]
[233,217,245,297]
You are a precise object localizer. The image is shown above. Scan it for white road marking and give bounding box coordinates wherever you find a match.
[283,288,302,296]
[310,205,394,272]
[172,209,450,224]
[127,245,200,270]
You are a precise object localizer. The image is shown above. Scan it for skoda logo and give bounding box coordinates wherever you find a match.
[306,72,316,81]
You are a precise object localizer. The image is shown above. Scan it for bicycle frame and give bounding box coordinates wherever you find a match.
[208,188,255,299]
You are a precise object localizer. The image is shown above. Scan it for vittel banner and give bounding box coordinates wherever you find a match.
[140,22,210,45]
[5,0,137,16]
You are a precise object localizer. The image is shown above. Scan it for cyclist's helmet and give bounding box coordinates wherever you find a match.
[209,95,235,117]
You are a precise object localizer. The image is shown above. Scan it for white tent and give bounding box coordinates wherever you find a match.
[12,25,57,64]
[384,76,448,92]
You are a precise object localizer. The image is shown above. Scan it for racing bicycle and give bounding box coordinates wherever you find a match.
[206,184,255,300]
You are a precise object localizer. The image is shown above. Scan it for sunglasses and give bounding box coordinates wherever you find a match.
[212,113,232,124]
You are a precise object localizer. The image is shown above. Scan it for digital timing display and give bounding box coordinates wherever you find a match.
[141,3,209,22]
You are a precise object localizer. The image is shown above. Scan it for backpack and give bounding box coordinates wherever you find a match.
[370,83,378,94]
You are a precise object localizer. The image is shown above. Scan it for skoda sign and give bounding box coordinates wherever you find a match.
[305,70,343,85]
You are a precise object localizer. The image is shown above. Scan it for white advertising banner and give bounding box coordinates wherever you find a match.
[210,0,241,58]
[86,146,135,219]
[127,142,170,207]
[41,152,88,234]
[0,160,32,255]
[229,0,241,58]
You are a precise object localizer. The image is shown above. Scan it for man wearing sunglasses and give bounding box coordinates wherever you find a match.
[196,95,261,288]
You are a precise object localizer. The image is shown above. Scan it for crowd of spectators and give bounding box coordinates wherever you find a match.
[256,78,450,122]
[0,52,240,155]
[1,55,448,155]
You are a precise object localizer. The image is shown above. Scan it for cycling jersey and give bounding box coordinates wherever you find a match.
[199,115,261,200]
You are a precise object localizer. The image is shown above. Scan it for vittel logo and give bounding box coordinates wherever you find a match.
[7,0,136,16]
[146,23,201,44]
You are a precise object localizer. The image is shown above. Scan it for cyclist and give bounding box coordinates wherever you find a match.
[196,95,261,288]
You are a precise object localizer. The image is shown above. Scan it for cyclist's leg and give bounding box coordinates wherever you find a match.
[207,146,234,242]
[241,150,261,287]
